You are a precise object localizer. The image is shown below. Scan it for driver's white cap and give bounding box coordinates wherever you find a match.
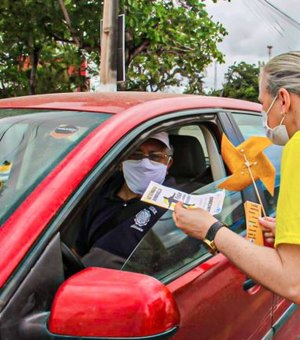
[151,132,170,149]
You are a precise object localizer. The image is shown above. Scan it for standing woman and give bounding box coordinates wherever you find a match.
[173,51,300,303]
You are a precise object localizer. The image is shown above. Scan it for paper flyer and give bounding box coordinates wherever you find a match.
[141,181,225,215]
[244,200,264,246]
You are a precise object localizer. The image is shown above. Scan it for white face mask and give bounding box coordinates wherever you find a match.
[262,94,289,146]
[122,158,167,195]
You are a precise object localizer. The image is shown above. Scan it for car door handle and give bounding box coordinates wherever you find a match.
[243,278,256,291]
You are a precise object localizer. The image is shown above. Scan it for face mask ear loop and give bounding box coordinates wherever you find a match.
[264,94,279,128]
[266,94,278,114]
[166,156,172,167]
[279,112,286,125]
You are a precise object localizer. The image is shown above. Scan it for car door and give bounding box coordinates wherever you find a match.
[122,114,274,339]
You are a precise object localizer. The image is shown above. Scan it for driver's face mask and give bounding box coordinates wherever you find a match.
[262,94,289,146]
[122,158,167,195]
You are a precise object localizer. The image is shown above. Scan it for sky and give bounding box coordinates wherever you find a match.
[204,0,300,90]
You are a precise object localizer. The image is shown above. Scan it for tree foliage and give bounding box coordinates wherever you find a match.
[0,0,100,97]
[123,0,227,93]
[0,0,229,97]
[219,62,260,102]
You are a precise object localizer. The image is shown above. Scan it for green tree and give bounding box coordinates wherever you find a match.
[0,0,229,97]
[0,0,100,96]
[219,62,260,102]
[123,0,227,93]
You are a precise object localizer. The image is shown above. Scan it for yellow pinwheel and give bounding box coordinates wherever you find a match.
[218,134,275,196]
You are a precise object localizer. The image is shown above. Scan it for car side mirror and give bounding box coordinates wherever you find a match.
[47,267,179,338]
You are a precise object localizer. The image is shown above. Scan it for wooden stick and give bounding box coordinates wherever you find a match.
[240,149,267,217]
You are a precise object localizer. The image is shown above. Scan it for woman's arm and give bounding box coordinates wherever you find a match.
[173,202,300,303]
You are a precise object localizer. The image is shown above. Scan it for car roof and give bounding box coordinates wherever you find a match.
[0,91,262,114]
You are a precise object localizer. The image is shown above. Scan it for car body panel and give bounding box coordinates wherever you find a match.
[168,255,272,339]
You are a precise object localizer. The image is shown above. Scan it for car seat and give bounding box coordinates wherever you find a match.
[169,134,212,193]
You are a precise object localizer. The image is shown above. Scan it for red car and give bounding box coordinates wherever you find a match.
[0,92,298,339]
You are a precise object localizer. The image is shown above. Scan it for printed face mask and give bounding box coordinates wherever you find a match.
[122,158,167,195]
[262,94,289,146]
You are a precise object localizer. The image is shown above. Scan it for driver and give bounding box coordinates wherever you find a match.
[75,132,174,269]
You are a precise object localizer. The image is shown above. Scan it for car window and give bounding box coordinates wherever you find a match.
[121,179,245,281]
[121,117,282,281]
[0,109,111,225]
[232,112,265,139]
[232,112,283,173]
[121,123,245,280]
[232,112,283,215]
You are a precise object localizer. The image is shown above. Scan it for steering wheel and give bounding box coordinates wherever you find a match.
[61,242,85,278]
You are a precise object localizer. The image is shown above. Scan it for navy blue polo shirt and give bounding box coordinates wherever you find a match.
[76,173,176,260]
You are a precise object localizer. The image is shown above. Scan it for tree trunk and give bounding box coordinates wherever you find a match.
[29,47,41,95]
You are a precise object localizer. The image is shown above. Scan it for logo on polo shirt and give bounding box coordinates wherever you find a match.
[130,209,151,232]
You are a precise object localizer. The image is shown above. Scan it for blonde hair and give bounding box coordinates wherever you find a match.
[262,51,300,97]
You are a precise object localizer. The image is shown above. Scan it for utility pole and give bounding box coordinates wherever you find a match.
[267,45,273,60]
[100,0,119,91]
[213,60,218,90]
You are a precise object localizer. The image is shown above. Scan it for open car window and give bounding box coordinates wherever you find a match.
[120,122,244,280]
[121,116,281,281]
[121,180,245,281]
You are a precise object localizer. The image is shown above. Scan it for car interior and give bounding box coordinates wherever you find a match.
[59,121,231,281]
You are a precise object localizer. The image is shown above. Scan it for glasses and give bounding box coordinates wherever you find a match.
[128,151,171,163]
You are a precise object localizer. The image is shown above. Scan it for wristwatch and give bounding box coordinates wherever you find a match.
[202,221,226,255]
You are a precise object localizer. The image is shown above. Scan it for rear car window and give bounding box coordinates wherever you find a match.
[232,112,283,173]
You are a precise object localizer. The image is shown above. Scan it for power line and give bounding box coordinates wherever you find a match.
[260,0,300,31]
[243,0,285,37]
[243,0,300,49]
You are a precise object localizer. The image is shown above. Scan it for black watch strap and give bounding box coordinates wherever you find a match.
[205,221,226,241]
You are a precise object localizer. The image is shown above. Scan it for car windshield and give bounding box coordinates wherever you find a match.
[0,109,111,226]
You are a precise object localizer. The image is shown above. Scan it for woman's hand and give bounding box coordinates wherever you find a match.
[173,202,217,240]
[259,216,276,246]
